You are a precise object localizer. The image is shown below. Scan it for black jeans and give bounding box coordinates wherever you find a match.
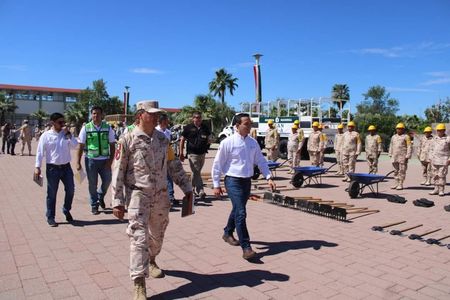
[2,137,8,153]
[7,140,16,155]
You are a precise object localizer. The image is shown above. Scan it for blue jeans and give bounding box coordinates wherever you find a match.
[46,163,75,220]
[85,157,112,208]
[223,176,252,250]
[167,174,174,201]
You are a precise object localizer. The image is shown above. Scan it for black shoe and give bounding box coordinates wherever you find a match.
[65,212,74,222]
[444,205,450,212]
[98,198,106,209]
[222,234,240,246]
[47,219,58,227]
[91,207,100,215]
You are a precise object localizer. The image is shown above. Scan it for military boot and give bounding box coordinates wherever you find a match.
[149,257,164,278]
[424,178,432,186]
[439,186,445,197]
[133,277,146,300]
[429,186,439,195]
[391,179,399,190]
[396,181,404,190]
[420,179,427,185]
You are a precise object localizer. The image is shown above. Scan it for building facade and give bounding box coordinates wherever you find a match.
[0,83,81,125]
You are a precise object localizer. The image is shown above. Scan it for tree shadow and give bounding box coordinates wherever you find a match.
[251,240,338,258]
[149,269,289,299]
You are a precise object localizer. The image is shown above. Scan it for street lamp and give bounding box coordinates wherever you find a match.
[124,86,130,123]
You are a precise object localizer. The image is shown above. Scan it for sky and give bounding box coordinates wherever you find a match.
[1,0,450,117]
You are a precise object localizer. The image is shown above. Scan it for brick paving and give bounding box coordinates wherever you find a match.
[0,140,449,299]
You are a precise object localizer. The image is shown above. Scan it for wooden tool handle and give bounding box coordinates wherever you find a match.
[399,224,423,232]
[379,221,406,229]
[347,209,379,214]
[419,228,442,237]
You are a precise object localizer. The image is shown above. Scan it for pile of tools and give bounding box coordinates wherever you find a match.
[372,221,450,249]
[259,192,379,221]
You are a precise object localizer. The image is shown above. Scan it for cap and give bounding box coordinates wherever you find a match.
[368,125,376,131]
[312,121,319,127]
[423,126,432,133]
[436,123,446,131]
[337,124,344,129]
[292,124,298,129]
[348,121,355,127]
[267,119,274,125]
[136,100,162,114]
[396,123,405,129]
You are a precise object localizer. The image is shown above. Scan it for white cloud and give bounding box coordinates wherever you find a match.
[421,77,450,86]
[0,64,27,71]
[130,68,163,74]
[421,71,450,86]
[351,42,450,58]
[387,87,435,93]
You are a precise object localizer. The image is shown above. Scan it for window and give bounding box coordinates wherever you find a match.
[65,96,77,103]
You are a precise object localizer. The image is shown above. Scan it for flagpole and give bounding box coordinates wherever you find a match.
[253,53,263,113]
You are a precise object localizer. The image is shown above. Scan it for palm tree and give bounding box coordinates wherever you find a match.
[208,68,239,104]
[0,93,18,125]
[30,109,49,127]
[331,84,350,113]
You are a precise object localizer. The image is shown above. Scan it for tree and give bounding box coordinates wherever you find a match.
[0,92,18,125]
[30,109,49,127]
[208,68,239,104]
[331,84,350,112]
[358,85,399,115]
[424,98,450,123]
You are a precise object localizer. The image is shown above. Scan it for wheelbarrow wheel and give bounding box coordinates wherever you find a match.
[252,166,261,180]
[292,173,304,188]
[348,181,360,198]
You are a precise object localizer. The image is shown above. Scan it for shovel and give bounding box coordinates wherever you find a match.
[371,221,406,231]
[409,228,442,240]
[390,224,423,236]
[425,235,450,245]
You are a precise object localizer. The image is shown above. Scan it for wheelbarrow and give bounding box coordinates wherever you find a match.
[346,171,394,198]
[252,159,291,180]
[291,163,337,188]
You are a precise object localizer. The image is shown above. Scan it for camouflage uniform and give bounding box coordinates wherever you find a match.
[319,132,327,167]
[429,135,450,194]
[342,131,362,180]
[388,134,412,188]
[307,131,325,166]
[418,135,433,185]
[111,128,192,280]
[365,134,382,173]
[265,127,279,161]
[287,129,304,169]
[334,132,344,175]
[20,123,32,155]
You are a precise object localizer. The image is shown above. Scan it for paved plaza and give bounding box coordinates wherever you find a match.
[0,141,449,299]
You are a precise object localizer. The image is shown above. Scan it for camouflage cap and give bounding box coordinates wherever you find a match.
[136,100,163,114]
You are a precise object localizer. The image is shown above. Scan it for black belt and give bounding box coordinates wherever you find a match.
[47,163,70,169]
[225,175,252,180]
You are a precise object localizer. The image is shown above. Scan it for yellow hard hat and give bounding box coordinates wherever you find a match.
[436,123,446,131]
[368,125,376,131]
[267,119,274,125]
[396,123,405,129]
[337,124,344,129]
[312,121,319,127]
[348,121,356,127]
[294,120,300,125]
[423,126,432,133]
[292,124,298,129]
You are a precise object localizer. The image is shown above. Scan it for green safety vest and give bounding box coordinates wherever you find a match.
[85,121,110,158]
[127,124,136,132]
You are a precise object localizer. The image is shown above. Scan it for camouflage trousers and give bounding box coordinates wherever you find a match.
[308,151,320,166]
[267,147,279,161]
[127,189,170,280]
[335,150,343,174]
[392,161,408,182]
[319,151,325,167]
[287,148,300,168]
[21,139,31,154]
[432,164,448,187]
[420,161,432,181]
[366,154,379,174]
[342,154,357,175]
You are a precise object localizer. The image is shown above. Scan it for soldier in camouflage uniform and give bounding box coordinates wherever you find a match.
[111,101,192,300]
[334,124,345,175]
[342,121,362,182]
[287,124,304,173]
[429,123,450,196]
[388,123,412,190]
[318,124,327,167]
[307,122,324,166]
[418,126,433,186]
[265,119,279,161]
[365,125,383,174]
[19,120,33,156]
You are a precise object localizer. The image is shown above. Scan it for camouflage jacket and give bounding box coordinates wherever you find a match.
[365,134,382,156]
[417,135,433,162]
[389,134,412,162]
[342,131,362,155]
[307,130,325,152]
[430,135,450,165]
[265,127,280,149]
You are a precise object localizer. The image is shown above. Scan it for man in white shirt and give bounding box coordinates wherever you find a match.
[76,106,116,215]
[156,113,175,204]
[212,113,276,260]
[34,112,78,227]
